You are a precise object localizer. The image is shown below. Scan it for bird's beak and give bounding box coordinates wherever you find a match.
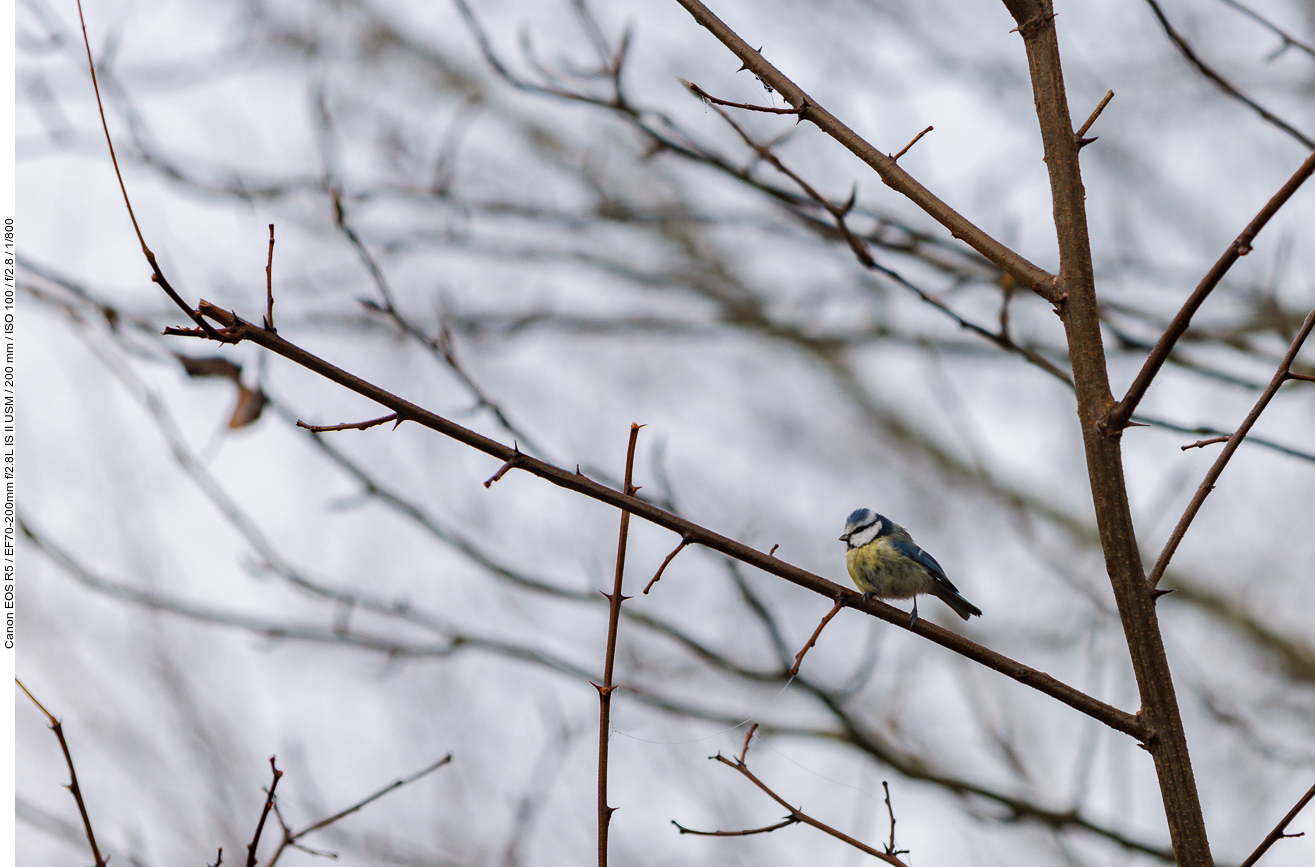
[838,533,848,541]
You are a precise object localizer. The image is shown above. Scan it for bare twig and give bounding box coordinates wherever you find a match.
[890,125,932,161]
[1109,148,1315,430]
[790,598,845,676]
[739,723,758,763]
[1180,435,1229,451]
[643,534,691,594]
[485,443,523,487]
[1148,305,1315,589]
[246,757,283,867]
[684,79,801,115]
[265,755,453,867]
[15,679,107,867]
[296,413,399,433]
[264,223,276,331]
[1074,89,1113,139]
[1240,781,1315,867]
[596,424,642,867]
[74,0,229,342]
[882,781,908,857]
[678,751,908,865]
[672,816,799,836]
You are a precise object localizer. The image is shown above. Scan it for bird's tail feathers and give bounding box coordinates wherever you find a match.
[937,588,982,621]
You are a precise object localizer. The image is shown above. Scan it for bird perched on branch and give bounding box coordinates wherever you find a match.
[840,508,981,627]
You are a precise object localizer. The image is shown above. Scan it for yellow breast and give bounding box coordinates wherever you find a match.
[845,538,924,599]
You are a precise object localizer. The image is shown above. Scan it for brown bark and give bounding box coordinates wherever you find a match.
[1007,2,1213,863]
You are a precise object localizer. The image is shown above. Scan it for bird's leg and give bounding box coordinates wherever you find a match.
[908,597,919,629]
[861,591,874,604]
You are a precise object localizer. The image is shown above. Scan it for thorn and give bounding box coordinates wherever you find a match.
[768,544,779,557]
[736,48,763,72]
[1151,587,1176,601]
[1076,135,1098,149]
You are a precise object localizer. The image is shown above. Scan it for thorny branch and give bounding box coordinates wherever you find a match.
[669,0,1060,300]
[16,680,107,867]
[168,300,1145,741]
[1004,0,1211,861]
[595,423,642,867]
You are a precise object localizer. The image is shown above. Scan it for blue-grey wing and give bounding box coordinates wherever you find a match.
[891,538,961,593]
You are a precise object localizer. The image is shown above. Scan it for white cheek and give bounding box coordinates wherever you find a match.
[850,522,883,547]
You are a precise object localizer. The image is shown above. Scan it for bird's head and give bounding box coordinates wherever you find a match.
[840,508,888,548]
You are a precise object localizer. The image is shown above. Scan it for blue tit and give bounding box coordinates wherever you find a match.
[840,508,981,626]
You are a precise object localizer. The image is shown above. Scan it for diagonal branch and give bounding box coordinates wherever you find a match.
[1147,305,1315,589]
[15,680,108,867]
[1240,781,1315,867]
[1109,148,1315,430]
[265,755,453,867]
[166,301,1144,740]
[668,0,1059,301]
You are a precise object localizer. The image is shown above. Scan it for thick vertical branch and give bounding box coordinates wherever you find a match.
[1005,2,1212,863]
[596,423,642,867]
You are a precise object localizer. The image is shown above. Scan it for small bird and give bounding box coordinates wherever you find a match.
[840,508,981,626]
